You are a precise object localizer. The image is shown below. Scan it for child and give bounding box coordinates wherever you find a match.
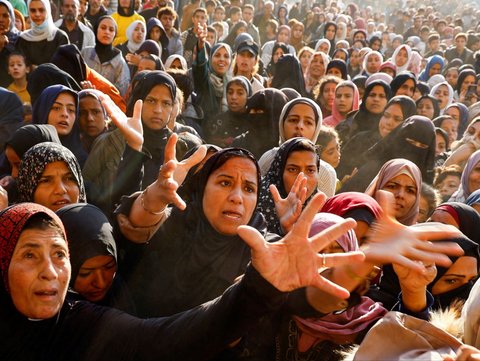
[7,52,30,106]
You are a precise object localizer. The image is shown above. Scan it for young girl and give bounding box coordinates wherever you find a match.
[7,52,30,106]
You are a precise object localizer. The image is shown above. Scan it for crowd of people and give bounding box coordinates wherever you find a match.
[2,0,480,359]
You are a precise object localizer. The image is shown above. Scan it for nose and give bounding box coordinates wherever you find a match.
[93,271,108,289]
[297,119,305,130]
[40,257,58,281]
[228,186,243,204]
[53,180,67,195]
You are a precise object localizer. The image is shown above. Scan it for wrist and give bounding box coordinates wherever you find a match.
[140,186,166,215]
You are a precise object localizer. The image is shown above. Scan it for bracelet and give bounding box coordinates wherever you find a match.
[140,187,165,215]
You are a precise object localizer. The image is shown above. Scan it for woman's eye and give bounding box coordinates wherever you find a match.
[23,252,34,259]
[445,278,458,285]
[55,251,67,259]
[78,272,91,278]
[244,186,255,193]
[220,180,231,187]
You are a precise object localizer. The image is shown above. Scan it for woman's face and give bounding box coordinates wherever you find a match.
[33,161,81,211]
[318,42,330,54]
[434,84,450,109]
[8,227,70,319]
[435,133,447,155]
[446,69,459,88]
[132,23,145,43]
[464,121,480,143]
[283,103,317,140]
[74,255,116,302]
[202,157,258,236]
[320,138,340,168]
[335,86,354,115]
[48,92,76,137]
[227,83,248,113]
[445,106,460,123]
[365,85,388,114]
[395,47,408,67]
[277,28,290,43]
[378,103,404,138]
[0,4,12,34]
[417,98,435,119]
[333,51,346,61]
[468,160,480,194]
[309,54,325,77]
[299,50,313,71]
[169,58,182,70]
[322,82,337,110]
[461,75,476,93]
[366,54,381,74]
[29,0,47,26]
[97,17,116,45]
[349,49,360,67]
[137,58,157,72]
[440,118,458,145]
[429,209,459,227]
[417,195,430,223]
[79,96,107,138]
[429,62,442,77]
[396,79,415,97]
[149,26,161,41]
[282,150,318,199]
[5,146,21,178]
[211,46,231,76]
[325,25,336,40]
[436,174,460,198]
[326,66,342,78]
[431,256,478,295]
[272,47,285,64]
[381,173,417,221]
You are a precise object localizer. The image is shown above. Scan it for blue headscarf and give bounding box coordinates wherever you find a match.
[31,85,88,166]
[419,55,445,82]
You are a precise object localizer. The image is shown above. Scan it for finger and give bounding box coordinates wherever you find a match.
[159,159,176,179]
[311,273,350,299]
[180,144,208,169]
[290,172,306,195]
[310,218,357,252]
[237,225,268,254]
[164,133,178,164]
[299,184,307,205]
[132,99,143,122]
[411,223,463,241]
[413,240,464,258]
[293,192,327,237]
[170,192,187,210]
[316,251,365,269]
[269,184,281,204]
[375,190,396,221]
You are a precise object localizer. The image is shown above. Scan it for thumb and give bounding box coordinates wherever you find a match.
[269,184,281,204]
[237,225,268,254]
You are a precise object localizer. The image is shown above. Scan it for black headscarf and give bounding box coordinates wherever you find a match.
[456,69,477,94]
[146,17,169,62]
[27,63,82,106]
[326,59,348,80]
[416,94,440,119]
[51,44,88,84]
[31,85,88,166]
[323,21,337,56]
[6,124,61,158]
[390,71,417,96]
[94,16,121,63]
[436,202,480,245]
[386,95,417,121]
[266,42,289,77]
[258,138,319,234]
[0,88,23,151]
[270,54,307,96]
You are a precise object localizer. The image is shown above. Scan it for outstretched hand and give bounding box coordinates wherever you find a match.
[362,191,464,272]
[270,172,308,233]
[238,192,364,298]
[100,94,144,152]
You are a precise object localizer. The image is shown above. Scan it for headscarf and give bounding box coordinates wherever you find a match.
[305,51,330,92]
[20,0,58,42]
[364,72,393,86]
[293,213,387,348]
[56,203,116,285]
[365,158,422,225]
[0,203,66,293]
[416,94,441,120]
[321,192,382,225]
[466,189,480,208]
[117,0,134,16]
[0,88,23,125]
[390,71,417,96]
[6,124,61,159]
[227,76,252,97]
[407,51,422,76]
[362,50,383,76]
[125,20,146,54]
[27,64,81,106]
[94,16,121,63]
[0,0,20,44]
[164,54,188,71]
[323,81,359,128]
[258,138,319,234]
[430,81,454,114]
[379,61,397,78]
[136,39,161,57]
[326,59,348,80]
[223,20,248,48]
[428,74,446,89]
[419,55,445,82]
[435,202,480,245]
[278,97,323,144]
[17,142,86,204]
[50,44,88,85]
[31,85,87,166]
[391,44,412,73]
[445,103,469,140]
[456,69,477,94]
[314,38,331,54]
[145,17,168,62]
[209,43,232,112]
[450,150,480,202]
[384,95,417,123]
[323,21,337,56]
[271,54,306,95]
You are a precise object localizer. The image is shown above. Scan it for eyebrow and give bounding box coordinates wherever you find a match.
[80,259,116,271]
[53,101,76,107]
[443,274,466,278]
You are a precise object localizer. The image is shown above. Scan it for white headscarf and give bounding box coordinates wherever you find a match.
[21,0,58,42]
[391,44,412,73]
[126,20,146,54]
[430,81,454,114]
[164,54,188,71]
[362,50,383,76]
[315,38,331,55]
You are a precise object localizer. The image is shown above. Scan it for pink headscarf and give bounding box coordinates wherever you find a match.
[293,213,387,351]
[323,81,360,127]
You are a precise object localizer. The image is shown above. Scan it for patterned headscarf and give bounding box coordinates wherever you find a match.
[17,142,86,204]
[0,203,66,293]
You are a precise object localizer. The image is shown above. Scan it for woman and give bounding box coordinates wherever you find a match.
[337,95,417,182]
[416,94,440,120]
[455,68,477,105]
[0,87,23,152]
[335,79,391,145]
[323,21,337,57]
[258,137,319,235]
[78,89,109,152]
[265,42,289,79]
[323,81,360,128]
[304,51,329,95]
[56,203,135,313]
[418,55,445,82]
[260,25,295,66]
[361,50,383,76]
[81,15,130,96]
[110,0,144,46]
[270,54,306,96]
[298,46,314,75]
[31,85,88,166]
[445,103,469,140]
[391,44,412,73]
[17,142,86,211]
[449,150,480,202]
[0,0,20,87]
[117,20,146,74]
[15,0,69,67]
[390,71,416,97]
[326,59,348,80]
[444,118,480,170]
[430,81,454,115]
[0,203,362,360]
[433,115,458,148]
[313,76,340,118]
[164,54,188,71]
